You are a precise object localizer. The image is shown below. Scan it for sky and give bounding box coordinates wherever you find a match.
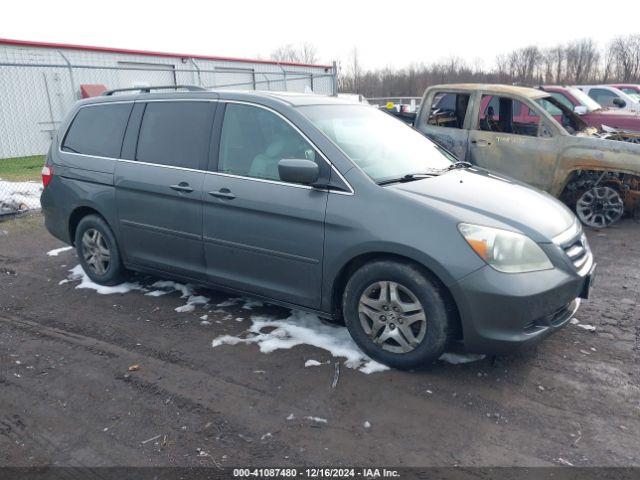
[3,0,639,71]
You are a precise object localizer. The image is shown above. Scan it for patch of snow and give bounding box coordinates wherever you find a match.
[0,179,42,213]
[67,265,144,295]
[557,458,574,467]
[216,298,241,307]
[211,310,388,374]
[47,246,73,256]
[260,432,272,441]
[200,315,208,321]
[304,359,322,368]
[439,352,486,365]
[145,290,168,297]
[200,320,211,326]
[286,413,295,420]
[305,416,327,424]
[242,299,264,310]
[570,318,579,325]
[151,280,194,298]
[175,294,210,313]
[363,421,371,429]
[577,323,596,332]
[175,304,195,313]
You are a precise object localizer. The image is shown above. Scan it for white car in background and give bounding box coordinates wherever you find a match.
[576,85,640,112]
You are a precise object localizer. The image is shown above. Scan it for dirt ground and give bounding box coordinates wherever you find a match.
[0,213,638,469]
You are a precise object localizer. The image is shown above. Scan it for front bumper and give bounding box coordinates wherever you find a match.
[449,263,588,355]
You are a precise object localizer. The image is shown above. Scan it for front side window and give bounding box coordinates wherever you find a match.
[300,105,453,184]
[478,96,539,137]
[427,92,470,129]
[136,102,214,169]
[218,104,317,182]
[588,88,618,107]
[62,103,132,157]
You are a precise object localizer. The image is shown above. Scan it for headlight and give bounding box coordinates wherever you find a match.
[458,223,553,273]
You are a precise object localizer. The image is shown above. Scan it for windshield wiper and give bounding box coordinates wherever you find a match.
[377,171,440,186]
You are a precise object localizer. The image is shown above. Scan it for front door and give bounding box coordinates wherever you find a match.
[468,94,558,191]
[115,100,216,278]
[202,102,328,308]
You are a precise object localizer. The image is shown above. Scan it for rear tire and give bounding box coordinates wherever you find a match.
[74,215,127,286]
[342,260,450,370]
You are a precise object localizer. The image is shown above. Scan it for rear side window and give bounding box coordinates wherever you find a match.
[136,102,214,169]
[62,104,132,157]
[427,92,470,129]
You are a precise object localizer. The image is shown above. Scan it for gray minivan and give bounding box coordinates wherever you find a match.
[41,86,595,369]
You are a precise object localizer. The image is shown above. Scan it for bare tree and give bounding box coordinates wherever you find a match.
[607,34,640,82]
[299,42,318,64]
[270,42,319,64]
[337,35,640,97]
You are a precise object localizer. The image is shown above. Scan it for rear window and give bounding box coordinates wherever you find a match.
[136,102,214,170]
[62,103,132,158]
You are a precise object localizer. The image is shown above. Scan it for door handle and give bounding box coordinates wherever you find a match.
[471,139,492,147]
[208,188,236,200]
[170,182,194,193]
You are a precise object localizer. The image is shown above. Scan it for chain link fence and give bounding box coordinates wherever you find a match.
[0,49,337,217]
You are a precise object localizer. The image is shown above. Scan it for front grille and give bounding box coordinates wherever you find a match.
[562,233,590,271]
[554,222,593,276]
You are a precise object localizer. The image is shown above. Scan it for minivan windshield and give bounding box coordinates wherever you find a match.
[300,105,453,183]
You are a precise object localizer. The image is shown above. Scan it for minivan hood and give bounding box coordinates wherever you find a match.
[391,168,575,242]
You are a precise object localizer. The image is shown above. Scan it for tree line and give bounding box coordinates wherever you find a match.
[336,35,640,98]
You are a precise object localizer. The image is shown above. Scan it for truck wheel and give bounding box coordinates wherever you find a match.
[342,260,449,370]
[75,215,127,285]
[575,186,624,228]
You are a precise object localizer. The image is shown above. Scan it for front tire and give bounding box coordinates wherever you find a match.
[75,215,127,286]
[342,260,450,370]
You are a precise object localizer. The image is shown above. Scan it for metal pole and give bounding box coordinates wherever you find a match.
[42,72,56,140]
[331,61,338,96]
[57,50,76,99]
[278,63,288,91]
[188,58,202,86]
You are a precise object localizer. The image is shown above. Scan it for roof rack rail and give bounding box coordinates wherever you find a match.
[102,85,207,96]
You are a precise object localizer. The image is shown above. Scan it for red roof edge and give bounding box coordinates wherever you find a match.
[0,37,334,70]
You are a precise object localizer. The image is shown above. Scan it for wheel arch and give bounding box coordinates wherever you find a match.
[68,205,112,246]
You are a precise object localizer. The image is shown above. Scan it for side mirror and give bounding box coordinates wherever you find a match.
[574,105,588,115]
[278,159,320,185]
[612,98,626,108]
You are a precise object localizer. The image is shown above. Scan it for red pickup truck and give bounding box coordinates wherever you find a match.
[539,85,640,132]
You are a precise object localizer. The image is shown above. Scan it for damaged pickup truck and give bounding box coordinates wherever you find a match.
[415,84,640,227]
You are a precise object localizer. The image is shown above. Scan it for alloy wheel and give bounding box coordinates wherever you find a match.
[81,228,111,275]
[576,186,624,228]
[358,281,427,354]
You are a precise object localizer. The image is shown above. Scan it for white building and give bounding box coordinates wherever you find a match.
[0,38,337,158]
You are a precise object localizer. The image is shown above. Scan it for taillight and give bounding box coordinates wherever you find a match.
[42,165,53,187]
